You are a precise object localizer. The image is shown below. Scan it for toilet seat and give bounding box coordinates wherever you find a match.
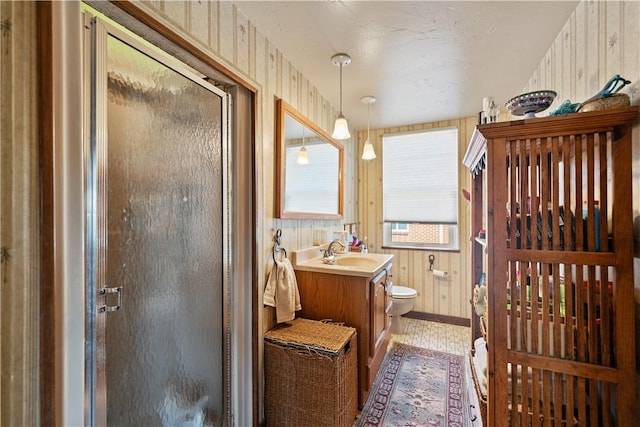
[391,285,417,299]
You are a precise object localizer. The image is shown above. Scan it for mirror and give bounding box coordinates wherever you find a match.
[276,99,344,219]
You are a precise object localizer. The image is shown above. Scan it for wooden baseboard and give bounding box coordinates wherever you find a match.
[404,311,470,327]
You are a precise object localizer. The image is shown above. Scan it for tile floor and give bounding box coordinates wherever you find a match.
[388,317,471,356]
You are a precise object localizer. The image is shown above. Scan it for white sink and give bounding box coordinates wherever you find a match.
[334,256,379,268]
[291,247,394,277]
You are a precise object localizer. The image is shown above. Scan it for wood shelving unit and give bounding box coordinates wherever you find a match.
[465,106,638,426]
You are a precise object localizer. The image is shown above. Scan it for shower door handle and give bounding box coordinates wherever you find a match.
[98,286,122,313]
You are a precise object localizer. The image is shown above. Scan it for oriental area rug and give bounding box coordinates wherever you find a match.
[357,344,468,427]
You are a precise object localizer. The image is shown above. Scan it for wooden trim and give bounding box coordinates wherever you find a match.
[404,311,471,327]
[37,2,56,425]
[477,106,639,140]
[470,169,484,347]
[251,95,258,427]
[274,99,344,220]
[504,249,616,265]
[506,351,619,383]
[611,120,636,423]
[110,1,257,94]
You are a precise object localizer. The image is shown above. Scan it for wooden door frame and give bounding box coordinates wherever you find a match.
[37,2,55,425]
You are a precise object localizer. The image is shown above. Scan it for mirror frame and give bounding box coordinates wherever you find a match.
[275,99,344,219]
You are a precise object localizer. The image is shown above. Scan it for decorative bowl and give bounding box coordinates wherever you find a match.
[506,90,557,118]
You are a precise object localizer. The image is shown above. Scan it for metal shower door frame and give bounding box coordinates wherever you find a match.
[83,11,234,426]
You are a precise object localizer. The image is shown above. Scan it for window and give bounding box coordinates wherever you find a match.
[390,223,409,233]
[382,127,459,250]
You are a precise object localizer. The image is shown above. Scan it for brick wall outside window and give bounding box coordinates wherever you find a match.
[392,224,450,244]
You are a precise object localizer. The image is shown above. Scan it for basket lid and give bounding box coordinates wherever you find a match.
[264,318,355,355]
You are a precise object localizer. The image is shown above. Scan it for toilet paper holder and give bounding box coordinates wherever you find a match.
[428,254,448,277]
[432,269,448,278]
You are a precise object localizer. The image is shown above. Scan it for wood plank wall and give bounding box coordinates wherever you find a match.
[0,2,41,425]
[523,0,640,261]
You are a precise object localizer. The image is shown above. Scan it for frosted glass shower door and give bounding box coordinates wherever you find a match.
[88,17,230,426]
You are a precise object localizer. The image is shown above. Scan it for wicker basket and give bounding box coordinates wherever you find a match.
[264,318,357,427]
[579,93,630,112]
[469,350,487,426]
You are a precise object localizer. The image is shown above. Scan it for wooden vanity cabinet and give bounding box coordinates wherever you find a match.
[371,270,391,362]
[294,265,392,407]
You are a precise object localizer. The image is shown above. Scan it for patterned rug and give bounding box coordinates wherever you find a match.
[357,344,468,427]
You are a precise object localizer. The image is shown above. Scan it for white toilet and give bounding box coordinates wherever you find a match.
[389,285,418,334]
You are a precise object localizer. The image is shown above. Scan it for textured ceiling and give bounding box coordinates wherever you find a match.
[234,0,578,130]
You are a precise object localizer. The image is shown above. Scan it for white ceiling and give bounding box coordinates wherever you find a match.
[233,0,579,130]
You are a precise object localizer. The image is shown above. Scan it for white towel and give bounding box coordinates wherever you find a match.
[263,258,302,323]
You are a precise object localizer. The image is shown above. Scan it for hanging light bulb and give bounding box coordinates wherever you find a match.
[296,146,309,165]
[361,96,377,160]
[296,125,309,164]
[331,53,351,140]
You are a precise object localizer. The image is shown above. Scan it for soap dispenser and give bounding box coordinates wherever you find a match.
[360,236,368,253]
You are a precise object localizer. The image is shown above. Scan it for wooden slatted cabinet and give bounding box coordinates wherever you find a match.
[472,106,637,426]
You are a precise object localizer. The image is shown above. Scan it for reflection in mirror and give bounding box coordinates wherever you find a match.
[276,99,344,219]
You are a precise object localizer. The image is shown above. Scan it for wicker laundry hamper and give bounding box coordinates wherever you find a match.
[264,318,357,427]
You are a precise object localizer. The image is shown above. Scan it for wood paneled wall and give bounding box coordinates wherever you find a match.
[0,2,40,425]
[357,117,478,320]
[523,0,640,260]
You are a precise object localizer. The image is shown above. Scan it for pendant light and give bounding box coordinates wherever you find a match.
[296,125,309,164]
[361,96,377,160]
[331,53,351,140]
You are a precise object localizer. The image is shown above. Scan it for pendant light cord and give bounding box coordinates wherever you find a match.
[330,53,351,140]
[339,63,343,114]
[367,101,371,140]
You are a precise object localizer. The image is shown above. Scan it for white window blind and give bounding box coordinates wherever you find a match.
[383,128,458,223]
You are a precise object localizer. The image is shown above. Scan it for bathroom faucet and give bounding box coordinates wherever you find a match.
[323,240,346,258]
